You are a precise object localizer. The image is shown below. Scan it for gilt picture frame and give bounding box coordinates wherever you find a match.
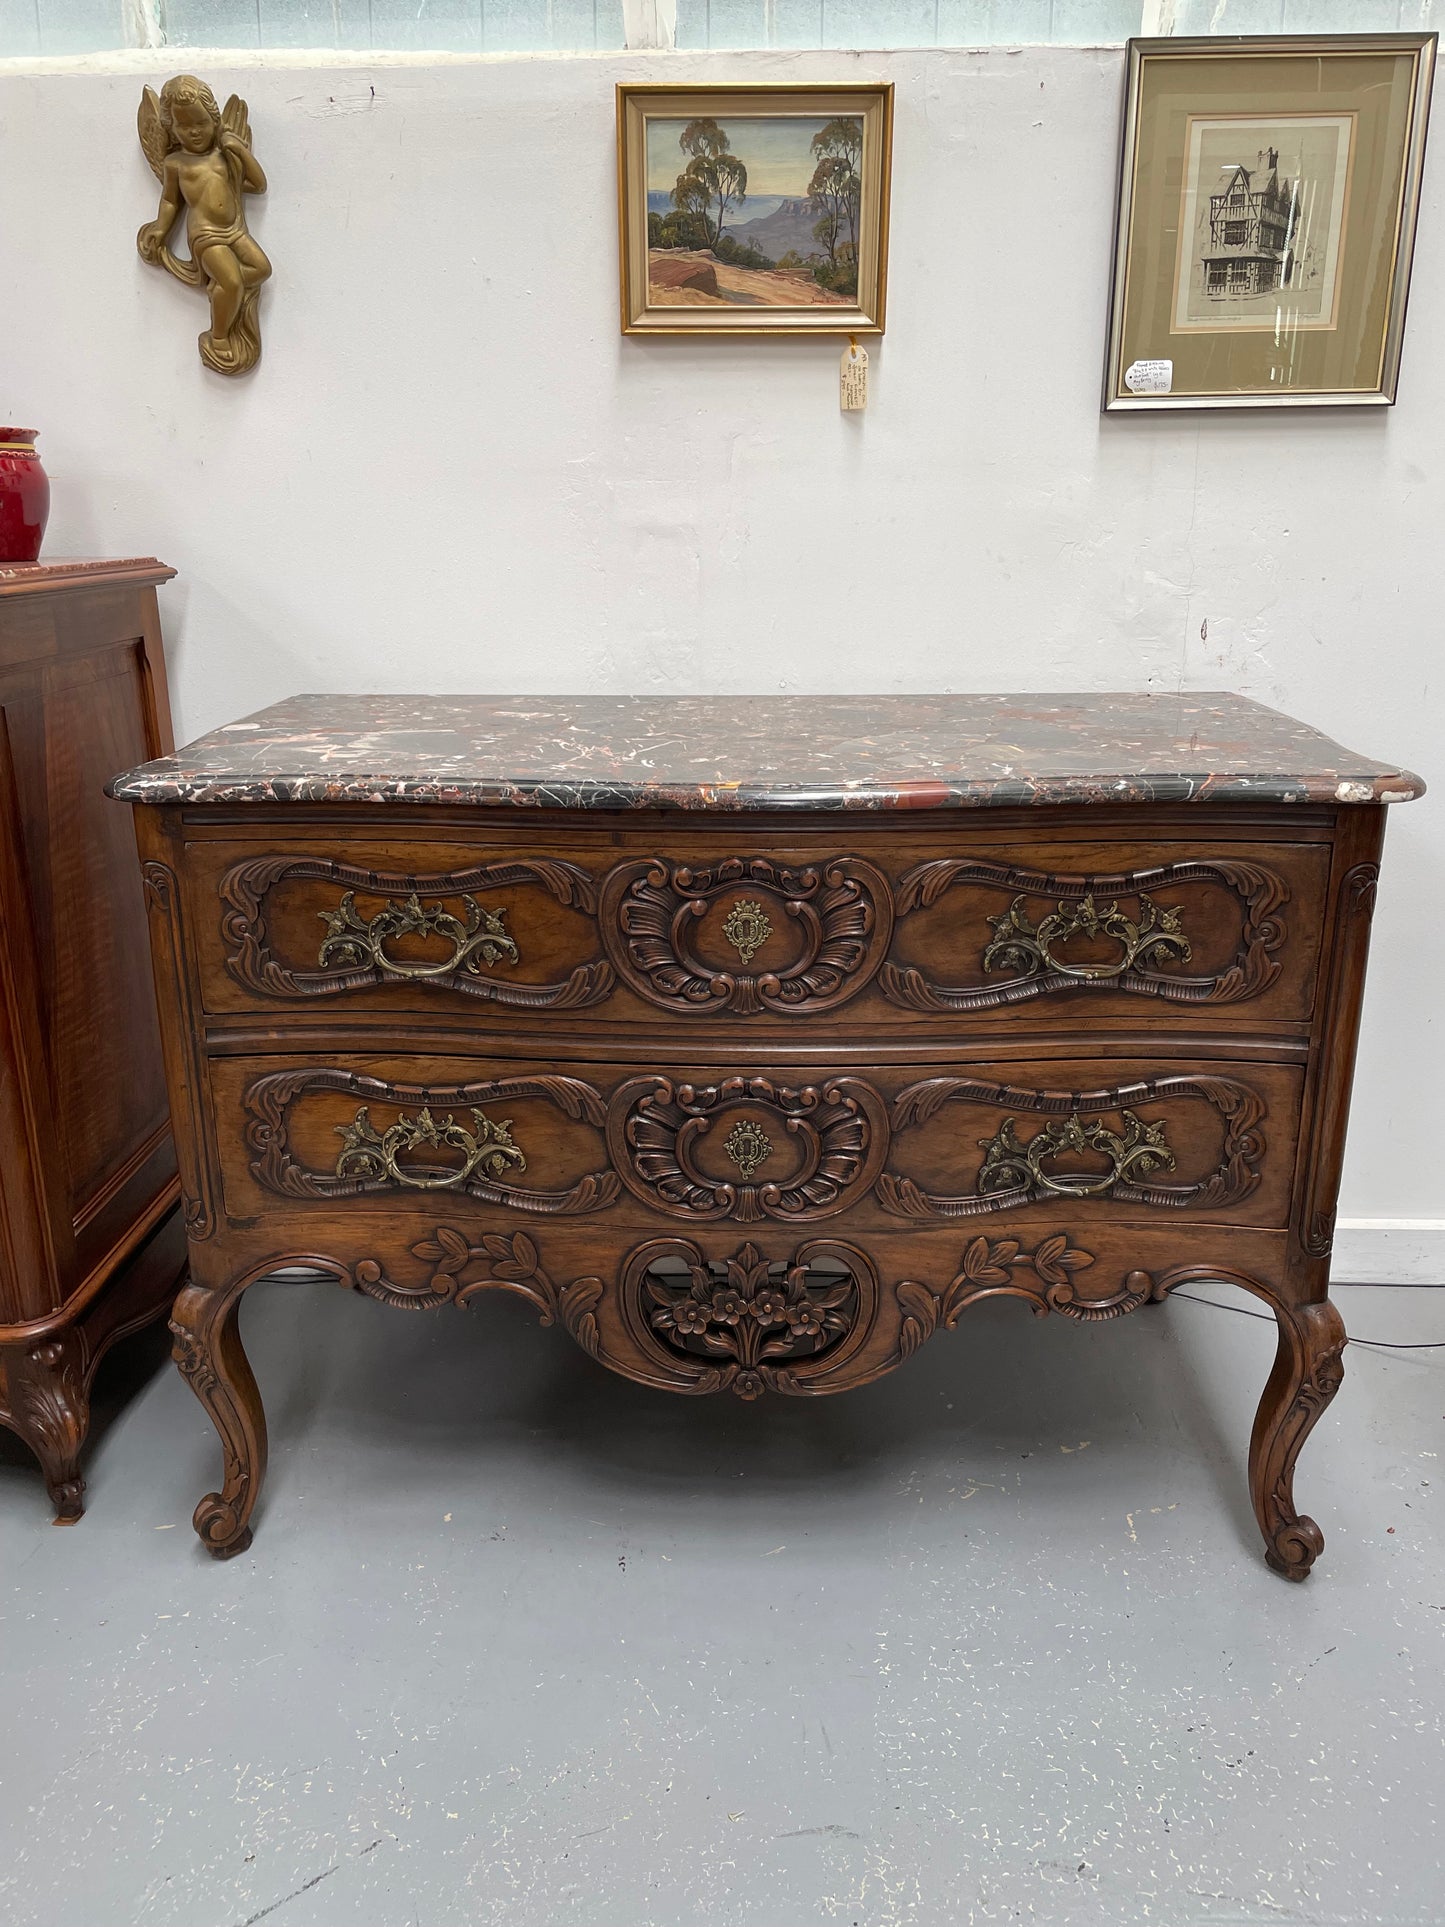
[1104,35,1436,410]
[617,83,893,336]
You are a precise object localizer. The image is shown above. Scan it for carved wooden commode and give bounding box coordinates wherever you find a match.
[108,693,1422,1574]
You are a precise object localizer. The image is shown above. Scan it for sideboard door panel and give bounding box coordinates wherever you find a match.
[0,576,178,1311]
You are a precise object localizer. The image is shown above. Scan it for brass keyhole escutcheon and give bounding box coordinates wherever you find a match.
[722,898,773,966]
[724,1118,773,1179]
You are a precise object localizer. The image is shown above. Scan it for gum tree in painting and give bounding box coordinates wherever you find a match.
[807,118,863,298]
[643,111,869,310]
[673,120,749,249]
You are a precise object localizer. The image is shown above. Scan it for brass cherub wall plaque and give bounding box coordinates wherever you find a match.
[137,76,272,377]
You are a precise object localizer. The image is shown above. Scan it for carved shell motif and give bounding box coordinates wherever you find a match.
[599,856,894,1015]
[609,1074,890,1222]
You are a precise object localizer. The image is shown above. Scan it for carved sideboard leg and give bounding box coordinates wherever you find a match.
[1248,1297,1346,1582]
[4,1332,90,1523]
[169,1275,268,1559]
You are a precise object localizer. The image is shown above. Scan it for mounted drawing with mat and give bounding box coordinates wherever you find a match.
[1104,33,1434,410]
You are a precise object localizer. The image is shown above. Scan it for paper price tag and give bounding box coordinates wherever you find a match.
[1124,358,1173,395]
[840,341,869,411]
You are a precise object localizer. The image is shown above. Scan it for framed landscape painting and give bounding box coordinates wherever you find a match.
[1104,35,1435,410]
[617,84,893,336]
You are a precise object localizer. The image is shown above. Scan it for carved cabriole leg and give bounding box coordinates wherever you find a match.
[169,1269,270,1559]
[1147,1264,1346,1580]
[166,1235,1347,1573]
[1248,1297,1347,1582]
[1241,809,1380,1579]
[4,1330,90,1523]
[894,1244,1348,1581]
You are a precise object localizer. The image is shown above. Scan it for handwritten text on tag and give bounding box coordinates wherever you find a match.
[1124,358,1173,395]
[840,342,869,411]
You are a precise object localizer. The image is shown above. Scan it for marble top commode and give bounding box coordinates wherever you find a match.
[112,687,1419,1578]
[108,691,1423,811]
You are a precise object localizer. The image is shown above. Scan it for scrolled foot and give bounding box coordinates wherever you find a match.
[195,1494,253,1559]
[1264,1513,1326,1582]
[1249,1298,1346,1582]
[48,1476,86,1525]
[170,1274,268,1557]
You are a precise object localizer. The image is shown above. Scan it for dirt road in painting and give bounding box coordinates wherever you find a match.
[647,249,850,308]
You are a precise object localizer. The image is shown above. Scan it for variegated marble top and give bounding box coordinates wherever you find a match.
[107,692,1424,811]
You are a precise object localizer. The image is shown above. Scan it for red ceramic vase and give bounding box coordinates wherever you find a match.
[0,429,50,563]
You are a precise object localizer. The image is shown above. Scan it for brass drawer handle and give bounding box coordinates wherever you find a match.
[334,1104,525,1191]
[977,1109,1175,1201]
[317,890,519,981]
[984,892,1189,983]
[880,858,1289,1013]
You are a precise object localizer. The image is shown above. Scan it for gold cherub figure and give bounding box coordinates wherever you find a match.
[137,76,272,377]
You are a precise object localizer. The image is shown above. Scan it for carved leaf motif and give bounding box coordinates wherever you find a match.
[895,1279,939,1362]
[356,1228,567,1327]
[892,1233,1163,1356]
[891,1080,966,1132]
[1032,1234,1094,1288]
[506,1231,539,1277]
[411,1224,472,1273]
[960,1236,1015,1285]
[560,1277,604,1359]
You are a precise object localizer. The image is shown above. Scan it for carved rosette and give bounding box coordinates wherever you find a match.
[879,1073,1265,1220]
[636,1239,855,1398]
[610,1074,890,1222]
[243,1067,620,1214]
[880,857,1288,1012]
[599,855,894,1016]
[220,854,613,1007]
[618,1237,881,1397]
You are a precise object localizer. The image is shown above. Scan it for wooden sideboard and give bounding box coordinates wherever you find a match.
[109,693,1421,1575]
[0,559,187,1519]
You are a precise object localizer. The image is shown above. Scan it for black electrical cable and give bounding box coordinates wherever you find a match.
[1170,1288,1445,1352]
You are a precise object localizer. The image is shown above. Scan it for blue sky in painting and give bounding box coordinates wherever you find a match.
[645,116,854,197]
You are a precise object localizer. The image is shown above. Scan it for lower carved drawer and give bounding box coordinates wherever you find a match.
[210,1052,1304,1230]
[283,1218,1292,1402]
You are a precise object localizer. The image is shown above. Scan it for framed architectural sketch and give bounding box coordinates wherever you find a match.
[617,83,893,336]
[1104,35,1435,410]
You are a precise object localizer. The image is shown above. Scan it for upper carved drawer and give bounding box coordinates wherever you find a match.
[209,1050,1303,1232]
[193,833,1329,1029]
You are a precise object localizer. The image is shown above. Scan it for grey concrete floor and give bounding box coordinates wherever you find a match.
[0,1275,1440,1927]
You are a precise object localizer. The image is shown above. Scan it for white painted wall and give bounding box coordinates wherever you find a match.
[1,46,1439,1264]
